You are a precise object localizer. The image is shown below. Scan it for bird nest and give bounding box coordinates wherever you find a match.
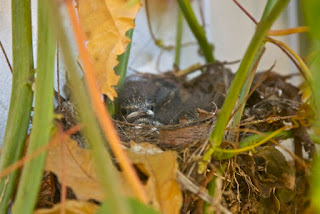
[114,108,218,150]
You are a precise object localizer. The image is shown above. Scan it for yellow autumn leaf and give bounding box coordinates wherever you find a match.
[34,200,98,214]
[44,137,124,201]
[78,0,141,100]
[45,139,182,213]
[127,142,182,214]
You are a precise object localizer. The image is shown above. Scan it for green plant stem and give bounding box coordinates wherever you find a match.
[0,0,34,212]
[52,1,130,213]
[12,1,56,213]
[200,0,289,170]
[232,0,281,132]
[178,0,214,63]
[261,0,277,20]
[213,130,292,160]
[232,46,264,129]
[303,0,320,211]
[204,175,217,214]
[108,29,135,117]
[115,29,134,90]
[174,7,183,67]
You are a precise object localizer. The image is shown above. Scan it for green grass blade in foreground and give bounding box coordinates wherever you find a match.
[303,0,320,43]
[309,53,320,212]
[311,155,320,211]
[303,0,320,211]
[178,0,214,63]
[201,0,289,167]
[12,1,56,213]
[0,0,34,212]
[53,2,130,213]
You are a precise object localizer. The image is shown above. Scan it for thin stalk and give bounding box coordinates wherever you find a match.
[260,0,277,20]
[268,26,309,36]
[238,130,291,148]
[0,0,34,212]
[0,41,12,72]
[115,29,134,90]
[212,127,287,161]
[178,0,214,63]
[174,6,183,67]
[204,174,217,214]
[200,0,289,171]
[232,46,264,132]
[232,0,281,130]
[212,129,292,161]
[267,37,313,82]
[108,29,134,117]
[12,0,56,213]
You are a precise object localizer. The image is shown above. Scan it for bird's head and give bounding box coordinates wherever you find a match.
[117,81,156,124]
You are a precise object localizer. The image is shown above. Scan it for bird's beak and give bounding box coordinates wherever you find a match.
[126,109,154,123]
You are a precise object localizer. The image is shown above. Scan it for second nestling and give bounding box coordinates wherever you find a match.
[116,64,235,126]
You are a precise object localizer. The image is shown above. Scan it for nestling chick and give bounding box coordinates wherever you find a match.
[117,78,182,125]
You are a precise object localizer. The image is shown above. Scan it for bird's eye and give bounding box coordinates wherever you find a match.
[120,108,127,116]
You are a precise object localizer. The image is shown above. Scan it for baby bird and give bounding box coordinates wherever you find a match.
[117,78,181,125]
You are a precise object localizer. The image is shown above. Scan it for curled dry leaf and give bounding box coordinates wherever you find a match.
[45,138,182,213]
[237,146,295,198]
[127,142,182,214]
[78,0,141,100]
[254,146,295,191]
[34,200,98,214]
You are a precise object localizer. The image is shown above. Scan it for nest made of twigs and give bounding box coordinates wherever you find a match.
[114,109,218,150]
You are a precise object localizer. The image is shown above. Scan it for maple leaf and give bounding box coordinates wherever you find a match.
[78,0,141,100]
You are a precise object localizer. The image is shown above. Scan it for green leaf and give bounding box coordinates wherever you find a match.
[0,0,34,212]
[13,0,56,213]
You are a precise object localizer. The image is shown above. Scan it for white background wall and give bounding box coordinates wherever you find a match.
[0,0,299,143]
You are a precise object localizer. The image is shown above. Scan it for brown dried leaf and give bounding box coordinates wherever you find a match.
[36,172,56,209]
[78,0,141,100]
[127,142,182,214]
[254,146,295,197]
[34,200,98,214]
[45,139,182,213]
[259,191,281,214]
[256,146,295,189]
[45,138,124,201]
